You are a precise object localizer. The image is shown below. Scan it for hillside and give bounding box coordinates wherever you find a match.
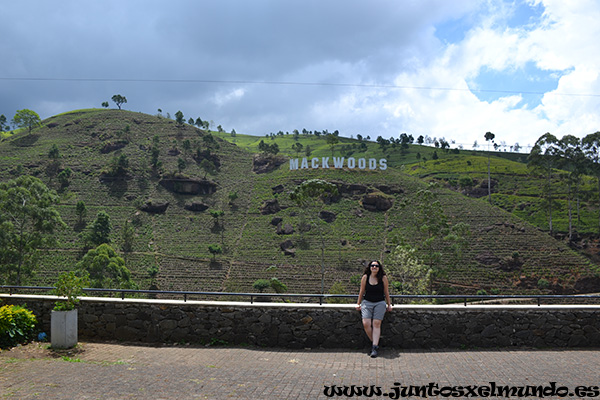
[1,109,599,297]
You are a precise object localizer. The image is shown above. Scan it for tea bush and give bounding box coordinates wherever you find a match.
[0,304,37,349]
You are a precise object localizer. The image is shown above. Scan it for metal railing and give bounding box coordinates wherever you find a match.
[3,285,600,306]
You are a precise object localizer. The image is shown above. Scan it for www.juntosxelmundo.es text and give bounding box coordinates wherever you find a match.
[323,382,600,398]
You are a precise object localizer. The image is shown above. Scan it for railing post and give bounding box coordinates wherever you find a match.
[184,293,187,302]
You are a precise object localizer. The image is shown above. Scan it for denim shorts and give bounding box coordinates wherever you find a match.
[360,300,387,320]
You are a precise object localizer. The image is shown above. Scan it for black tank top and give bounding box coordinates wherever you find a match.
[364,276,385,302]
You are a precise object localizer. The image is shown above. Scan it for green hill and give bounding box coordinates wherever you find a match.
[1,109,599,296]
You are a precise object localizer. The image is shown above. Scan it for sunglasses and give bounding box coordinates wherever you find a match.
[370,264,379,268]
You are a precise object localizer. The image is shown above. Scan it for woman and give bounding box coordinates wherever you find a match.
[355,260,392,358]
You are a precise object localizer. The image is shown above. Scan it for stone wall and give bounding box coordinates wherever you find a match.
[2,295,600,349]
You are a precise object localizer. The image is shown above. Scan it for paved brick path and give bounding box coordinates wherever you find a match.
[2,342,600,399]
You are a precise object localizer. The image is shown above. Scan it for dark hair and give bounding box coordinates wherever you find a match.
[363,260,385,280]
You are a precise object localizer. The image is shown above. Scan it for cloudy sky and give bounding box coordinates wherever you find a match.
[1,0,599,152]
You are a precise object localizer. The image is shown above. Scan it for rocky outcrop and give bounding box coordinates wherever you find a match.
[276,223,294,235]
[331,181,403,197]
[184,202,209,212]
[260,199,281,215]
[140,201,169,214]
[100,140,128,154]
[253,154,286,174]
[280,239,295,256]
[159,178,217,195]
[193,149,221,168]
[318,210,336,223]
[270,217,283,226]
[361,192,393,212]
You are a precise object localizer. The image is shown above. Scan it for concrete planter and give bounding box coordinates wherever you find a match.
[51,309,78,349]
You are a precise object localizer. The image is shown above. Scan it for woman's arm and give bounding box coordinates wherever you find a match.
[382,275,392,311]
[355,274,367,310]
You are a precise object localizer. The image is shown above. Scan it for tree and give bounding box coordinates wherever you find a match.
[528,133,559,234]
[386,244,431,297]
[326,134,339,156]
[76,200,87,225]
[291,142,303,157]
[557,135,585,241]
[86,211,112,247]
[305,144,312,157]
[175,110,185,126]
[76,243,136,289]
[177,157,186,173]
[199,159,216,179]
[111,94,127,110]
[0,176,65,285]
[582,132,600,235]
[101,101,109,108]
[0,114,9,131]
[228,191,238,206]
[290,179,338,294]
[12,109,41,133]
[399,133,412,153]
[57,167,72,188]
[105,154,129,177]
[376,136,390,152]
[120,220,135,253]
[48,144,60,160]
[150,135,161,171]
[208,244,222,260]
[413,184,450,292]
[484,131,495,204]
[258,140,279,155]
[209,209,225,227]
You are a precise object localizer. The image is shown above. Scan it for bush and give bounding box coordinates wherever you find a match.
[458,176,474,188]
[252,279,271,293]
[538,278,550,289]
[269,277,287,294]
[0,305,37,349]
[327,281,352,304]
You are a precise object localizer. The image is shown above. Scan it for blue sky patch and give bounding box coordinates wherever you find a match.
[435,14,472,44]
[467,61,564,109]
[506,0,545,29]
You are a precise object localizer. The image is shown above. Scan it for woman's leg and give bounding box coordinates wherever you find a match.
[362,318,373,341]
[371,319,382,346]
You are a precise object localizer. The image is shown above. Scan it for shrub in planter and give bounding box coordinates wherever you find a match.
[0,304,37,349]
[53,271,89,311]
[51,271,89,349]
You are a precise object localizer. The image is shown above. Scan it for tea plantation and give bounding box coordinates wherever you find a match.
[1,109,598,296]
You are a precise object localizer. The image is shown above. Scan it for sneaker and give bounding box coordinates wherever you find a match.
[370,345,379,358]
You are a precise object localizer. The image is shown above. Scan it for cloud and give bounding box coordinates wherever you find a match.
[1,0,599,151]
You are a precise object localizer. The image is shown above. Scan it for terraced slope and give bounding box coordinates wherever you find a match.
[0,109,598,296]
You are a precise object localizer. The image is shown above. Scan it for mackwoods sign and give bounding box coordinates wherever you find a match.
[289,157,387,171]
